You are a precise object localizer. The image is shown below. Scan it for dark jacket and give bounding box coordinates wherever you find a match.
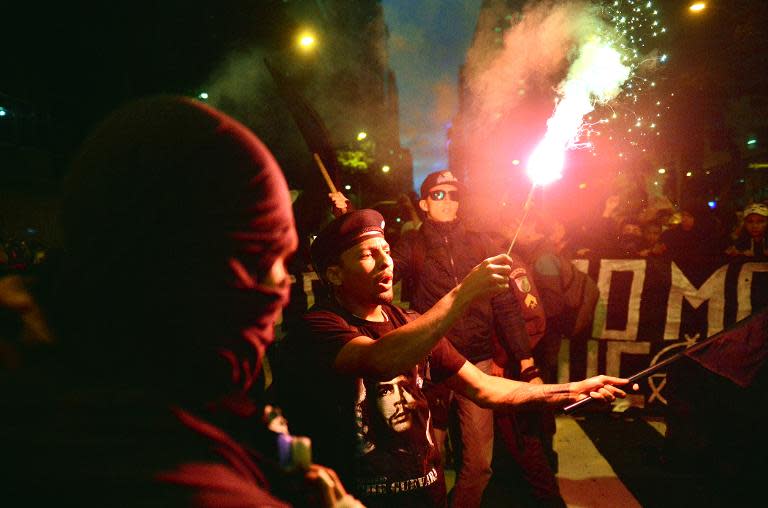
[728,235,768,261]
[517,238,571,336]
[392,219,532,363]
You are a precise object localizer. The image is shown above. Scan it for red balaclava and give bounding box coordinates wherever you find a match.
[57,96,297,408]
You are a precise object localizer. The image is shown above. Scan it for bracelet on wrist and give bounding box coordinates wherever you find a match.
[519,365,541,382]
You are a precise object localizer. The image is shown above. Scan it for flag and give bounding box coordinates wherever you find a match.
[262,57,341,188]
[685,306,768,388]
[565,305,768,414]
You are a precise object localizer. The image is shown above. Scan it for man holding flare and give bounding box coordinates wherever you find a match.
[277,208,632,507]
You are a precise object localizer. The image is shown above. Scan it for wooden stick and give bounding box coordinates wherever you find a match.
[562,321,747,414]
[313,153,337,194]
[506,184,536,256]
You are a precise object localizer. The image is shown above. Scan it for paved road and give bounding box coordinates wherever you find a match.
[556,415,643,507]
[447,412,760,507]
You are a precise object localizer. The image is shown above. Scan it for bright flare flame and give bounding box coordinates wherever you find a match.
[527,140,565,186]
[526,39,631,186]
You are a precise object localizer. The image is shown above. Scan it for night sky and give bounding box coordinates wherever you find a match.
[382,0,765,185]
[383,0,768,207]
[4,1,484,192]
[2,1,767,202]
[382,0,482,188]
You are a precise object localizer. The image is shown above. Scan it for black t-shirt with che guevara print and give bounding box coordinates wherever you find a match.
[276,300,466,508]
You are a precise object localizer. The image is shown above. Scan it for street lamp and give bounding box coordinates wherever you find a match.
[297,30,317,52]
[357,131,367,141]
[381,165,391,173]
[689,2,706,13]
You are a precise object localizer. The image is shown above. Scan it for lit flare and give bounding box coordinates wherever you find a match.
[526,39,631,186]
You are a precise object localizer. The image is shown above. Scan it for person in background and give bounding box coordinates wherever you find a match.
[662,205,729,260]
[0,272,55,370]
[660,209,698,253]
[572,194,622,258]
[616,220,645,257]
[390,170,544,507]
[487,218,564,508]
[637,221,668,258]
[0,96,360,507]
[397,192,423,236]
[506,209,600,474]
[725,203,768,261]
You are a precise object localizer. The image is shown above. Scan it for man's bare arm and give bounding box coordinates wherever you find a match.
[333,254,513,379]
[443,361,631,410]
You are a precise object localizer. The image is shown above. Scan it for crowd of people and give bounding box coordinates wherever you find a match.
[0,95,764,507]
[536,193,768,266]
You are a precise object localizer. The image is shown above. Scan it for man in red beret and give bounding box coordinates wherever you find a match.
[276,209,632,508]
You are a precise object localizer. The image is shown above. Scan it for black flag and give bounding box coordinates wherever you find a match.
[263,57,341,189]
[684,306,768,388]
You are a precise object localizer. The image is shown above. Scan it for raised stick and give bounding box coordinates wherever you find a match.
[506,184,536,256]
[313,153,337,194]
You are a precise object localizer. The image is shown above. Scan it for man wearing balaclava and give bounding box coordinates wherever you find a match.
[0,97,359,507]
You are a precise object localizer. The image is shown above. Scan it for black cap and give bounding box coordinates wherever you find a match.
[311,209,386,275]
[419,170,465,199]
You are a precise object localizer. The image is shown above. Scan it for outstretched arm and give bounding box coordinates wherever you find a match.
[443,360,632,411]
[333,254,514,379]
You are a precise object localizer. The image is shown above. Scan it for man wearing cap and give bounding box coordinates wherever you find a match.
[276,208,630,508]
[391,170,551,507]
[726,203,768,261]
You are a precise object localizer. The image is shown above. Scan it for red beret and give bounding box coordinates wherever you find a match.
[310,209,385,274]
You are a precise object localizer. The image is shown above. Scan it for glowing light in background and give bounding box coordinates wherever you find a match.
[197,92,209,100]
[356,131,368,141]
[381,164,391,173]
[689,2,707,13]
[297,31,317,51]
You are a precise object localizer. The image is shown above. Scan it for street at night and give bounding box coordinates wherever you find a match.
[1,1,767,507]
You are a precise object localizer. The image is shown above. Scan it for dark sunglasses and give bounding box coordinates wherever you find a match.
[428,190,460,201]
